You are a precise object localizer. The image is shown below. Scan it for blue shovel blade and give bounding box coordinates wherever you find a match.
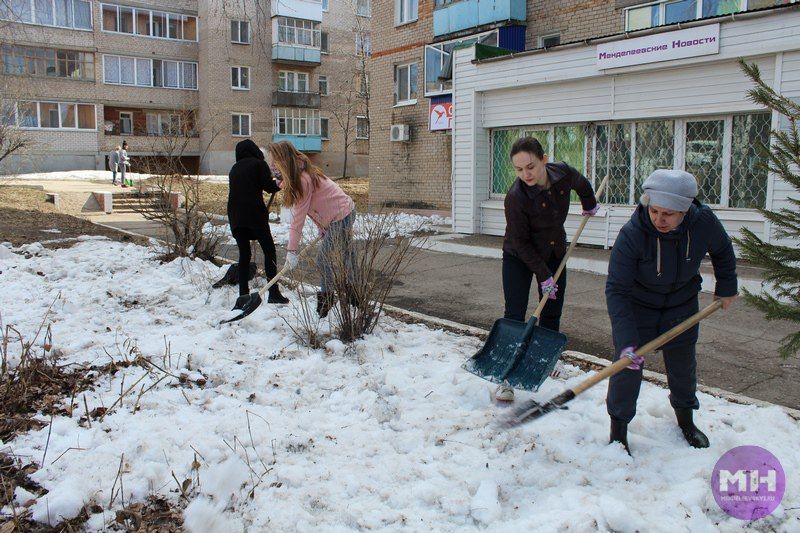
[462,318,567,392]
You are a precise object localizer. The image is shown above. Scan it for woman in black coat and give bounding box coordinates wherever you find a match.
[227,139,288,308]
[497,137,601,401]
[605,169,738,454]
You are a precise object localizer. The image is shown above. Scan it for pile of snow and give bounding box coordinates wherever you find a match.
[0,239,797,531]
[205,212,452,246]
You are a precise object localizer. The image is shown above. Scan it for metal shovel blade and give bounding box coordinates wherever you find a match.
[219,292,263,324]
[462,317,567,392]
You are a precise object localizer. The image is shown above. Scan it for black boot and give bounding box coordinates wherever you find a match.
[674,408,709,449]
[267,285,289,304]
[610,417,631,456]
[232,294,250,311]
[316,291,335,318]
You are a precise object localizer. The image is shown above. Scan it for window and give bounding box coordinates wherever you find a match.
[319,75,329,95]
[394,63,418,105]
[273,108,321,136]
[104,55,197,89]
[101,3,197,41]
[231,20,250,44]
[321,32,329,53]
[119,111,133,135]
[144,112,191,136]
[425,31,497,96]
[321,117,329,139]
[35,0,53,25]
[279,71,308,92]
[232,114,251,136]
[395,0,418,25]
[1,45,94,81]
[322,0,329,11]
[539,33,561,48]
[146,113,159,135]
[7,0,92,29]
[356,32,371,56]
[232,66,250,90]
[357,0,371,16]
[356,116,369,139]
[624,0,752,31]
[359,72,369,96]
[277,17,320,47]
[9,101,95,130]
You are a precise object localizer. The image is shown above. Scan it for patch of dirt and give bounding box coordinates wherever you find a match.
[0,207,146,248]
[0,187,59,214]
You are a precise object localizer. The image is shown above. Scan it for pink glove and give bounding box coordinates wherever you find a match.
[621,346,644,370]
[582,204,600,217]
[540,277,558,300]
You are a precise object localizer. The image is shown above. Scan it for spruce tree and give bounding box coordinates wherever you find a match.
[735,59,800,359]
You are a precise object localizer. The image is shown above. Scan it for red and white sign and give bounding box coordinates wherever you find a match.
[429,101,453,131]
[597,24,720,70]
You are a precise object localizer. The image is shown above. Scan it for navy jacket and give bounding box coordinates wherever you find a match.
[227,139,280,232]
[606,201,738,350]
[503,162,598,280]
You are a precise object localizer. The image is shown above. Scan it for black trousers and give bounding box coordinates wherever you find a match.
[606,344,700,423]
[502,251,566,331]
[232,226,278,296]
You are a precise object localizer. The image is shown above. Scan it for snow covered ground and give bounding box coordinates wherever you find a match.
[0,238,797,531]
[2,170,229,183]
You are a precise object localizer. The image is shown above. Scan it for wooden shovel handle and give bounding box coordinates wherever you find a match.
[533,174,610,318]
[257,235,323,297]
[571,299,723,396]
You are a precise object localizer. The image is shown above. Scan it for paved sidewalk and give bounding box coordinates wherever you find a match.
[95,212,800,410]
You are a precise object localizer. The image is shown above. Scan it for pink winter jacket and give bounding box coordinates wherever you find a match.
[283,171,354,251]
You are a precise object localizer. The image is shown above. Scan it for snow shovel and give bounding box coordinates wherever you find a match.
[462,175,610,391]
[219,235,322,324]
[503,299,723,427]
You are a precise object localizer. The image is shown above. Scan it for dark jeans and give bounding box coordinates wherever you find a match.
[606,344,699,423]
[502,251,566,331]
[232,226,278,296]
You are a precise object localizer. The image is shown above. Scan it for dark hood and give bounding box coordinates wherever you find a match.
[235,139,264,162]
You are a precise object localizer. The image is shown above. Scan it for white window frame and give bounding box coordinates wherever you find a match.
[356,31,371,56]
[231,66,250,90]
[424,29,498,97]
[322,0,329,11]
[356,0,371,17]
[276,16,320,48]
[231,19,250,44]
[321,31,329,54]
[14,100,95,130]
[232,113,252,137]
[622,0,759,31]
[278,71,309,93]
[100,3,198,42]
[320,117,330,140]
[394,62,418,107]
[1,0,93,31]
[273,108,321,136]
[103,54,197,90]
[538,33,561,48]
[395,0,418,26]
[119,111,133,135]
[356,115,369,139]
[318,75,329,96]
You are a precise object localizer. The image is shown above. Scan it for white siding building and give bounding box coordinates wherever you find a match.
[451,5,800,251]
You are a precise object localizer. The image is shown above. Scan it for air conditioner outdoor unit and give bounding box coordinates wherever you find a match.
[390,124,410,142]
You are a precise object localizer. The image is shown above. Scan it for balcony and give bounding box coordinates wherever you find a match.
[272,134,322,152]
[272,91,321,108]
[272,45,321,65]
[433,0,526,37]
[270,0,322,22]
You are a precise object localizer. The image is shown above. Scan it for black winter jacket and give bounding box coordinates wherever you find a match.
[502,162,598,280]
[606,200,738,351]
[227,139,280,232]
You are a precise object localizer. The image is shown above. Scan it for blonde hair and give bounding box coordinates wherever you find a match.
[268,141,326,207]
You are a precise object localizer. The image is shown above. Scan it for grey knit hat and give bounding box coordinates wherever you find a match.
[642,169,697,212]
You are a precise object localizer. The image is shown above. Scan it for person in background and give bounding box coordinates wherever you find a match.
[109,145,121,185]
[497,136,601,402]
[119,140,130,188]
[605,169,738,455]
[268,141,356,318]
[227,139,288,309]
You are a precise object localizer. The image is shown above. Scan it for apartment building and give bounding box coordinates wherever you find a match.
[0,0,370,176]
[369,0,797,223]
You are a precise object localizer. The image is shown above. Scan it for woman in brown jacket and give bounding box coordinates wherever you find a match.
[496,136,601,401]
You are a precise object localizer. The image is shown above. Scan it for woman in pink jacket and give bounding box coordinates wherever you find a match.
[268,141,356,317]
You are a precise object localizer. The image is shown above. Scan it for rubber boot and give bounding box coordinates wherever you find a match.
[267,284,289,304]
[610,417,631,456]
[232,294,250,311]
[316,291,335,318]
[674,408,709,449]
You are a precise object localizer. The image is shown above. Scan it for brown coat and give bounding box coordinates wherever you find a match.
[502,162,598,280]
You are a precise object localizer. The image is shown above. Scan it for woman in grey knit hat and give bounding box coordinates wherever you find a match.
[605,169,738,455]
